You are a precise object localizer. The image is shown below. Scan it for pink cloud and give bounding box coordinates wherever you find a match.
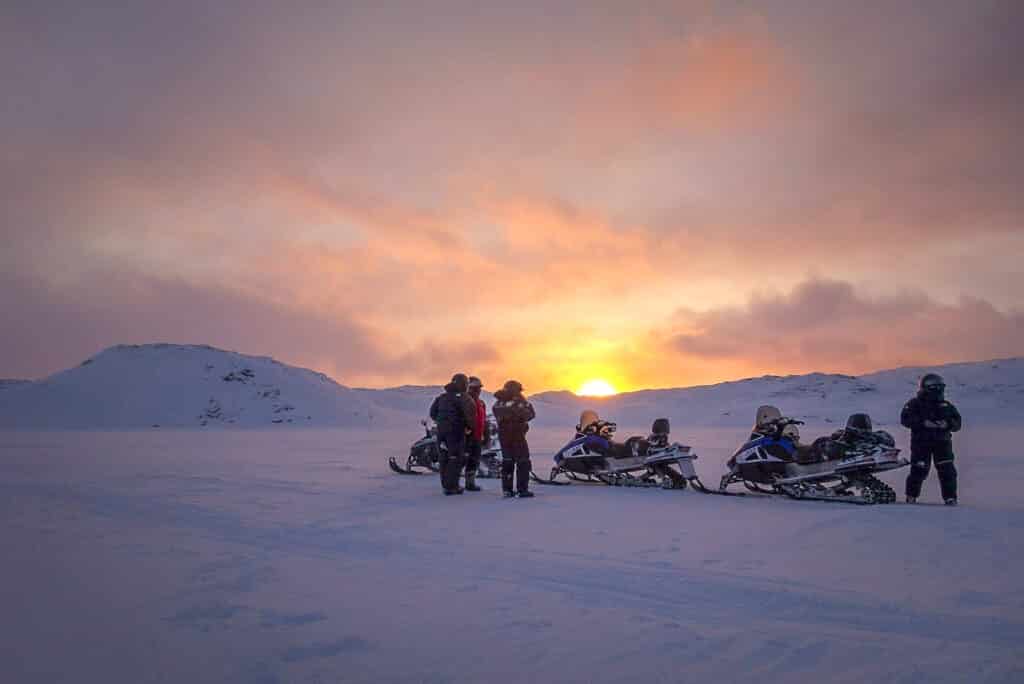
[668,278,1024,376]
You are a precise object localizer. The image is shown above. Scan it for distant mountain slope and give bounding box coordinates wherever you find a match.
[531,358,1024,429]
[0,344,403,429]
[0,344,1019,430]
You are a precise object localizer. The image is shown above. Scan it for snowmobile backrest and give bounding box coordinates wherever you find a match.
[651,418,670,436]
[846,413,873,432]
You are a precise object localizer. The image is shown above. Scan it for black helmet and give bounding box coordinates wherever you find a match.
[503,380,523,396]
[651,418,670,436]
[846,413,873,432]
[448,373,469,393]
[919,373,945,400]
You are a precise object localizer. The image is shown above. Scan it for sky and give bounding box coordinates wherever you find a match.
[2,0,1023,392]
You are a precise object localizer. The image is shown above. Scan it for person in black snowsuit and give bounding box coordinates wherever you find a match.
[493,380,536,498]
[901,373,963,505]
[429,373,477,496]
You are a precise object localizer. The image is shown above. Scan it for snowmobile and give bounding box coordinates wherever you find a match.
[389,417,503,477]
[717,406,909,504]
[532,411,699,489]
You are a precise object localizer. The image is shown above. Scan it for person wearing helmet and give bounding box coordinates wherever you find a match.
[492,380,536,498]
[900,373,963,505]
[463,376,487,492]
[429,373,477,496]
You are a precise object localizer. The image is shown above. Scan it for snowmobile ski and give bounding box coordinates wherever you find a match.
[388,456,426,475]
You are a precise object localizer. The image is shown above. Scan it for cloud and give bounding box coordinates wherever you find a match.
[2,2,1023,389]
[0,268,502,387]
[669,279,1024,374]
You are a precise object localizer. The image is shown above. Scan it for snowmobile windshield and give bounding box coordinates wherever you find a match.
[577,410,600,432]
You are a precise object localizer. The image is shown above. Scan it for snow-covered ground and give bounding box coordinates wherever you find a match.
[2,425,1022,683]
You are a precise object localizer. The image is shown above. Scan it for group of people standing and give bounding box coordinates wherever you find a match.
[429,373,535,498]
[429,371,964,504]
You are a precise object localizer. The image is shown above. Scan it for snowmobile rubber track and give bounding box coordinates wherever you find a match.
[777,474,897,505]
[778,485,873,505]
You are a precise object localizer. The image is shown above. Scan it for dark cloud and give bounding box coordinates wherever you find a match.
[671,279,1024,373]
[0,269,399,383]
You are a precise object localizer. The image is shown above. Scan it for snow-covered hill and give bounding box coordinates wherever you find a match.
[0,344,404,429]
[531,358,1024,430]
[0,343,1020,430]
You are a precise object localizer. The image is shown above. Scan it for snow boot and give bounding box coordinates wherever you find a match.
[905,496,917,504]
[944,497,958,506]
[503,490,516,498]
[517,490,535,498]
[464,474,481,492]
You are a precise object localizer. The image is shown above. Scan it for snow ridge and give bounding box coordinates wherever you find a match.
[0,344,1020,430]
[0,344,399,429]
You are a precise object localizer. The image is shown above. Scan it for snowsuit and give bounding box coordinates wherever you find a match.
[493,389,535,494]
[465,394,487,477]
[429,383,477,493]
[901,394,962,500]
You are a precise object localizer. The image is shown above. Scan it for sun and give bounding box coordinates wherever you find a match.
[577,379,617,397]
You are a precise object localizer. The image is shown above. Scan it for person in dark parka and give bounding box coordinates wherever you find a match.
[493,380,536,498]
[429,373,477,496]
[901,373,963,505]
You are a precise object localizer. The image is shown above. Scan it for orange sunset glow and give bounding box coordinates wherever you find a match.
[577,380,618,397]
[2,2,1022,391]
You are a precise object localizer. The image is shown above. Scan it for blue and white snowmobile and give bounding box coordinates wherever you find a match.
[532,411,699,488]
[718,406,908,504]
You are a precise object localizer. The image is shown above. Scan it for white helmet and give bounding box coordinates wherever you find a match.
[781,423,801,444]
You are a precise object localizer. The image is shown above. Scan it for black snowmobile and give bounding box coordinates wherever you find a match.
[718,406,909,504]
[389,417,503,477]
[532,412,700,489]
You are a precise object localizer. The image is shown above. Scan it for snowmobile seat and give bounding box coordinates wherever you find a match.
[609,438,644,460]
[795,442,827,465]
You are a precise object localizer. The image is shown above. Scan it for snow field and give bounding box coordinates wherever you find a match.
[1,426,1021,683]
